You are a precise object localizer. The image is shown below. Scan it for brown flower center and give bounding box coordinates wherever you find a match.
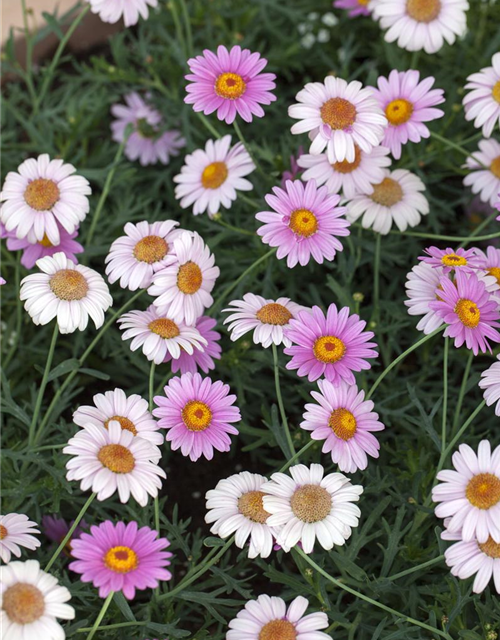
[479,536,500,558]
[104,545,138,573]
[370,177,403,207]
[133,235,168,264]
[24,178,60,211]
[454,298,480,329]
[98,444,135,474]
[289,208,318,237]
[492,81,500,105]
[177,261,203,294]
[385,98,414,126]
[490,156,500,179]
[2,583,45,624]
[201,162,228,189]
[182,400,213,431]
[50,269,89,301]
[148,318,180,339]
[488,267,500,285]
[466,473,500,509]
[406,0,441,22]
[259,619,297,640]
[291,484,332,523]
[329,408,357,440]
[104,415,138,436]
[333,145,362,173]
[320,97,357,130]
[215,72,246,100]
[313,335,346,363]
[256,303,293,326]
[238,490,270,524]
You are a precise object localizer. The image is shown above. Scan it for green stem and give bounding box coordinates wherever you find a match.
[437,400,486,474]
[169,0,186,58]
[28,324,59,445]
[296,548,453,640]
[20,0,36,103]
[272,344,295,457]
[45,493,96,572]
[178,0,193,57]
[278,440,315,473]
[154,496,160,536]
[371,233,381,324]
[441,338,449,455]
[429,131,487,169]
[388,228,500,243]
[367,326,444,401]
[387,555,444,581]
[86,591,114,640]
[76,621,147,633]
[216,219,255,237]
[3,254,23,370]
[155,370,173,396]
[452,350,474,434]
[459,211,498,248]
[197,113,222,139]
[149,362,156,412]
[233,119,265,177]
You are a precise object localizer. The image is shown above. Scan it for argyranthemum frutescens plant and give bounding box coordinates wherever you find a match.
[2,0,500,638]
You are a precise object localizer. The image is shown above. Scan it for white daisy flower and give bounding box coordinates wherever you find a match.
[87,0,158,27]
[223,293,305,348]
[404,262,446,335]
[297,145,392,199]
[148,232,220,325]
[288,76,387,164]
[227,595,330,640]
[20,252,113,334]
[105,220,180,291]
[118,304,207,365]
[0,560,75,640]
[346,168,429,235]
[63,420,165,506]
[205,471,276,559]
[479,355,500,417]
[370,0,469,55]
[73,387,164,446]
[174,135,255,218]
[463,53,500,138]
[262,463,363,553]
[463,139,500,207]
[0,154,91,245]
[0,514,40,564]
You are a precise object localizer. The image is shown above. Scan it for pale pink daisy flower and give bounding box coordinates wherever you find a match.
[0,153,90,245]
[153,372,241,462]
[227,595,330,640]
[297,145,391,199]
[432,440,500,543]
[346,168,429,235]
[174,135,255,217]
[288,76,387,163]
[73,387,164,446]
[419,246,483,274]
[371,0,469,55]
[111,93,185,165]
[256,179,350,268]
[86,0,157,27]
[205,472,276,558]
[42,516,88,555]
[404,262,446,335]
[284,304,378,385]
[479,355,500,417]
[20,252,113,334]
[281,147,304,187]
[223,293,305,348]
[105,220,180,291]
[463,53,500,138]
[69,521,172,599]
[0,514,40,564]
[334,0,371,17]
[0,277,5,285]
[118,305,207,366]
[64,420,165,506]
[1,223,83,269]
[429,270,500,354]
[184,45,276,125]
[373,69,445,159]
[301,379,385,473]
[262,463,363,553]
[443,528,500,594]
[163,316,221,375]
[148,232,220,325]
[463,139,500,207]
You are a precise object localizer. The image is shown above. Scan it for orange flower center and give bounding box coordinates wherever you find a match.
[133,235,168,264]
[329,408,357,440]
[39,234,53,247]
[104,415,138,436]
[215,72,246,100]
[259,620,297,640]
[313,335,346,363]
[385,98,414,126]
[148,318,180,339]
[238,490,270,524]
[466,473,500,509]
[492,81,500,105]
[98,444,135,473]
[2,583,45,624]
[0,524,7,539]
[289,208,318,237]
[479,536,500,558]
[454,298,480,328]
[256,303,293,326]
[104,545,138,573]
[177,261,203,294]
[320,97,357,130]
[370,177,403,207]
[333,145,362,173]
[490,156,500,179]
[488,267,500,285]
[406,0,441,22]
[50,269,89,301]
[181,400,213,431]
[291,484,332,523]
[201,161,228,189]
[24,178,60,211]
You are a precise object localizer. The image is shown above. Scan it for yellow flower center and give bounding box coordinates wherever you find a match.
[492,81,500,105]
[24,178,60,211]
[291,484,332,523]
[406,0,441,22]
[2,583,45,624]
[98,443,135,474]
[133,235,168,264]
[488,267,500,285]
[50,269,89,301]
[454,298,480,328]
[385,98,414,126]
[177,261,203,294]
[201,161,228,189]
[0,524,7,539]
[490,156,500,179]
[215,72,247,100]
[479,536,500,558]
[329,408,357,441]
[104,545,138,573]
[333,145,362,173]
[320,97,357,130]
[148,318,180,339]
[370,177,403,207]
[289,208,318,237]
[238,490,270,524]
[259,620,297,640]
[358,0,369,4]
[466,473,500,509]
[39,234,53,247]
[104,415,138,436]
[182,400,213,431]
[441,253,467,267]
[313,335,346,363]
[256,303,293,326]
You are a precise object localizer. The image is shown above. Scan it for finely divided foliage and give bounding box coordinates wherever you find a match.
[1,0,500,639]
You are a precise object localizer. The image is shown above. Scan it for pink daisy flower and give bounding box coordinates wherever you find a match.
[42,516,88,554]
[463,53,500,138]
[69,521,172,599]
[432,440,500,543]
[419,246,482,274]
[429,270,500,354]
[479,355,500,416]
[463,139,500,207]
[281,147,304,187]
[334,0,371,17]
[0,277,5,285]
[301,379,385,473]
[111,93,185,165]
[0,513,40,564]
[163,315,221,375]
[87,0,157,27]
[1,223,83,269]
[404,262,445,335]
[105,220,180,291]
[256,179,350,268]
[283,304,378,385]
[184,45,276,125]
[153,372,241,462]
[474,245,500,286]
[443,529,500,594]
[373,70,445,160]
